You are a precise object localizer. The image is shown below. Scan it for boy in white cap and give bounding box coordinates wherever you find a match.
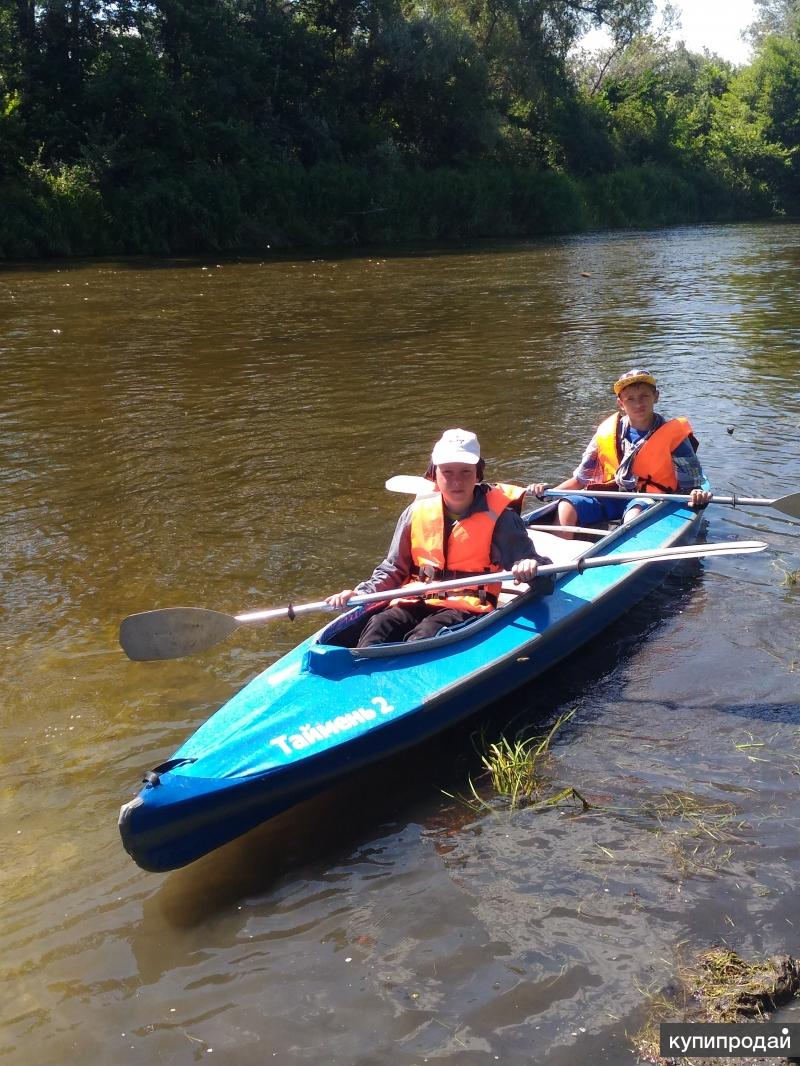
[327,428,547,647]
[531,369,712,537]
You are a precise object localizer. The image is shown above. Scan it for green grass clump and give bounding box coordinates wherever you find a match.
[446,710,590,813]
[632,948,800,1062]
[773,560,800,587]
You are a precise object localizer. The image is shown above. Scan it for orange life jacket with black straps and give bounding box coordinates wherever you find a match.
[391,483,526,614]
[593,413,695,494]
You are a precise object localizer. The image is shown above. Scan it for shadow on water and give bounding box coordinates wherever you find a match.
[485,558,710,731]
[0,233,598,275]
[142,556,753,929]
[612,694,800,725]
[142,722,487,949]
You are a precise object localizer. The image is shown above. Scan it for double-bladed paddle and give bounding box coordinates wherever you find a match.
[383,475,800,518]
[541,487,800,516]
[119,539,767,661]
[383,476,605,535]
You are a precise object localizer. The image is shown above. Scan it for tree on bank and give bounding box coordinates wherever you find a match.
[747,0,800,45]
[0,0,798,256]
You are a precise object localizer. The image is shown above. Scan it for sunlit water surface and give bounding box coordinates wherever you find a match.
[1,222,799,1064]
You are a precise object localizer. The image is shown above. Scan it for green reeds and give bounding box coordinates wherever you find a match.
[481,734,544,807]
[446,710,590,813]
[773,558,800,587]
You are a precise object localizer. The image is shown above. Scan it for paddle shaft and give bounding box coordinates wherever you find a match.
[544,488,799,514]
[384,475,799,518]
[235,540,766,622]
[119,539,767,660]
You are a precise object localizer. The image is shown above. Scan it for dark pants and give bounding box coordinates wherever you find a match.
[356,601,476,648]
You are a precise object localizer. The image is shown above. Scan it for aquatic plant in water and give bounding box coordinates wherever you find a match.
[772,558,800,587]
[444,710,590,813]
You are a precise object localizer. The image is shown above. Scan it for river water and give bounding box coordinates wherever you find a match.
[2,223,799,1064]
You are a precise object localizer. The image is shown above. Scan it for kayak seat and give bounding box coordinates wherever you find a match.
[497,529,593,607]
[528,528,595,565]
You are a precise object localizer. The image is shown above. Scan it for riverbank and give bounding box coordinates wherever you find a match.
[0,159,773,259]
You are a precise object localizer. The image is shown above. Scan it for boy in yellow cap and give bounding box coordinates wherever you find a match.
[531,369,712,537]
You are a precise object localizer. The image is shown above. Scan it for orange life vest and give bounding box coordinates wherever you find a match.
[392,484,526,614]
[593,413,694,493]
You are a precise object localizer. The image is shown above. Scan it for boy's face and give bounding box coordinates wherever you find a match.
[435,464,478,512]
[617,382,659,425]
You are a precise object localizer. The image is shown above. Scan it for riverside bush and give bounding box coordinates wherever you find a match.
[0,158,777,258]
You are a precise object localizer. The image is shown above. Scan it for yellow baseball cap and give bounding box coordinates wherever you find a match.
[613,368,658,395]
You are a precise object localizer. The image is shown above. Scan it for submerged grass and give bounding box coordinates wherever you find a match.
[641,792,748,877]
[633,948,800,1062]
[444,710,590,814]
[733,730,800,776]
[772,558,800,588]
[444,724,792,881]
[642,792,746,837]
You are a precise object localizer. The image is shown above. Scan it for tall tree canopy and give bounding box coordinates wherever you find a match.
[0,0,797,255]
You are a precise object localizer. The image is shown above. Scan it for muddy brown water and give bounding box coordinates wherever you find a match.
[2,223,799,1064]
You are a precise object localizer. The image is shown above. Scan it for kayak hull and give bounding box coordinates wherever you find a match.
[120,496,704,872]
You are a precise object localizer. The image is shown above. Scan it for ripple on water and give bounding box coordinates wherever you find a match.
[1,223,800,1064]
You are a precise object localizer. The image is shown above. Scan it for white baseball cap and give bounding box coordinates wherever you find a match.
[430,428,481,465]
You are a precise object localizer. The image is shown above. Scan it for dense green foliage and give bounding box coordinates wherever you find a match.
[0,0,798,256]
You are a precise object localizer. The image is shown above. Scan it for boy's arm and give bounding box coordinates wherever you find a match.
[531,432,600,495]
[353,507,415,594]
[672,438,705,492]
[570,431,603,487]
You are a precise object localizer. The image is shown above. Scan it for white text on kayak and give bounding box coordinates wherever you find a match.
[269,696,396,756]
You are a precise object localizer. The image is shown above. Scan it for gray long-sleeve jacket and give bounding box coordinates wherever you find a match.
[354,483,548,596]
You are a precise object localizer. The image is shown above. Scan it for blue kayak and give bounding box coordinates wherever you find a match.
[119,495,705,872]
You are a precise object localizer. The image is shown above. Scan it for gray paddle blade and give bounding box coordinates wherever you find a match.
[119,607,240,661]
[774,492,800,518]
